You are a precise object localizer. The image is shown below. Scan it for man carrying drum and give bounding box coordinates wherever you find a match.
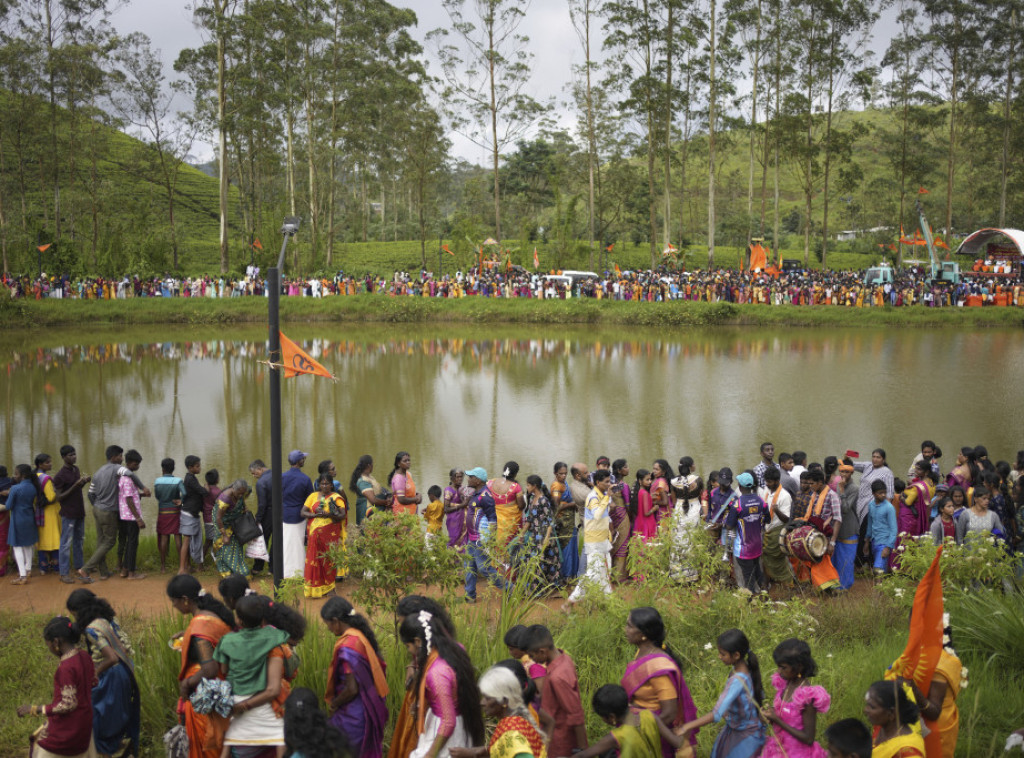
[784,468,842,594]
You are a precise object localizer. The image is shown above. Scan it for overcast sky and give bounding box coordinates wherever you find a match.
[109,1,585,164]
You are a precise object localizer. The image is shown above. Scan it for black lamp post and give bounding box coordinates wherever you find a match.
[268,216,301,590]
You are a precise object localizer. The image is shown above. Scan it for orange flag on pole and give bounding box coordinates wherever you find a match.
[605,243,614,253]
[443,244,455,256]
[533,248,539,269]
[278,331,335,379]
[918,187,930,195]
[37,243,52,253]
[252,238,263,250]
[885,546,945,757]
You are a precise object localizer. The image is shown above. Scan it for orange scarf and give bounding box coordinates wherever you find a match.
[325,629,390,704]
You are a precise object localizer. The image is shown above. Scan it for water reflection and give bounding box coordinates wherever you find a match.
[2,327,1023,514]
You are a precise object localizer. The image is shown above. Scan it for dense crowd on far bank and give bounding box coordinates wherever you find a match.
[3,264,1024,307]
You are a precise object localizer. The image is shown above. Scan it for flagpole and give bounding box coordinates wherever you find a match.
[269,216,301,591]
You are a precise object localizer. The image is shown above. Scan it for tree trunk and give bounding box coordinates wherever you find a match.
[584,2,596,269]
[747,0,762,238]
[488,14,502,244]
[217,11,230,273]
[707,0,717,268]
[820,29,835,269]
[663,3,674,249]
[945,41,959,237]
[999,29,1015,228]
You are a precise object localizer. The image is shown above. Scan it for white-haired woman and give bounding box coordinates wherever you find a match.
[451,667,547,758]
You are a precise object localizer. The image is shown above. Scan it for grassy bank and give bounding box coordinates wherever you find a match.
[1,584,1020,758]
[3,294,1023,330]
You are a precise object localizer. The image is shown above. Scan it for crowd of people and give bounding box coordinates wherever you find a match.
[3,443,1023,600]
[3,263,1023,307]
[13,582,971,758]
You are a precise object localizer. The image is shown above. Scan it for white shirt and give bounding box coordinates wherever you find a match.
[758,485,792,530]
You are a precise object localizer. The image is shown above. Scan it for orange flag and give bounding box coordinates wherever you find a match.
[918,186,930,195]
[443,244,455,256]
[614,263,622,277]
[252,238,263,250]
[885,547,945,757]
[37,243,52,253]
[605,243,614,252]
[278,331,335,379]
[935,238,950,250]
[533,248,539,269]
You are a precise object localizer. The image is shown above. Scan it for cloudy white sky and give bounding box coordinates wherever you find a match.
[109,1,586,164]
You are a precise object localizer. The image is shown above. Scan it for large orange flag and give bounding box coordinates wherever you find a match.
[278,331,335,379]
[886,546,944,757]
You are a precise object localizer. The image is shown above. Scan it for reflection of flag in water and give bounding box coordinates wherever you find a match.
[278,331,335,379]
[885,546,944,758]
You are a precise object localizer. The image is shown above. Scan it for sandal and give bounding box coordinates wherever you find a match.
[9,577,27,585]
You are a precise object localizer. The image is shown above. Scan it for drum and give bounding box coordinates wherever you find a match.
[780,524,828,563]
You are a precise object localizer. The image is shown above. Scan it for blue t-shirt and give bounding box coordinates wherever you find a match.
[281,468,314,524]
[866,499,898,548]
[725,492,769,559]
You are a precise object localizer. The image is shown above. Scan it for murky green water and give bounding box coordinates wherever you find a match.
[2,324,1022,517]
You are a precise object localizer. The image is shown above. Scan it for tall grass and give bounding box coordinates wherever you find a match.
[2,581,1022,756]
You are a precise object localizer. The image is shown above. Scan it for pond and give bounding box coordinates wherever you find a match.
[2,324,1022,517]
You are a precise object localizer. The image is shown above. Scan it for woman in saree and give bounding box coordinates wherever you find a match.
[514,476,560,590]
[609,460,632,583]
[389,452,423,516]
[890,461,935,570]
[302,474,348,599]
[488,462,526,544]
[394,610,484,758]
[863,681,925,758]
[549,463,578,580]
[16,618,95,758]
[450,667,545,758]
[946,447,978,490]
[620,607,698,758]
[167,574,236,758]
[650,461,674,530]
[443,470,469,549]
[388,598,459,758]
[632,470,658,542]
[65,590,140,758]
[349,455,390,525]
[321,596,389,758]
[213,479,252,578]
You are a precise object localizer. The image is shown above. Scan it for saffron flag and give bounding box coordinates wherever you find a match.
[614,263,622,277]
[533,248,539,269]
[885,546,945,758]
[278,331,335,379]
[443,244,455,256]
[918,187,930,195]
[935,238,950,250]
[252,238,263,250]
[37,243,52,253]
[605,243,614,252]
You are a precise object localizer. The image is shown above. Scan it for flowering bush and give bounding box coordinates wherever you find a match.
[886,532,1018,592]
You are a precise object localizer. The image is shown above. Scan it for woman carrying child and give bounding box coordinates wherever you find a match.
[620,607,698,758]
[678,629,766,758]
[321,597,389,758]
[762,638,830,758]
[214,594,292,756]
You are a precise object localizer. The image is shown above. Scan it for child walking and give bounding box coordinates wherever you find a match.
[424,485,444,537]
[678,628,766,758]
[763,638,831,758]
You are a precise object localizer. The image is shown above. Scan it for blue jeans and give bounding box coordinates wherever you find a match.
[59,517,85,576]
[833,539,857,590]
[464,541,508,600]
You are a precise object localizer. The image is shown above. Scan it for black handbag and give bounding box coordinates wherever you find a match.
[232,511,261,544]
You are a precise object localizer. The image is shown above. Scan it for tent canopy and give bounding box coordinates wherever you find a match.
[953,228,1024,258]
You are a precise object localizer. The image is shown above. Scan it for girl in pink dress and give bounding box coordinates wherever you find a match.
[633,470,658,541]
[762,638,830,758]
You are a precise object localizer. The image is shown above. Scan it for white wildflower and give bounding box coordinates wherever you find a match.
[942,634,951,645]
[1005,733,1024,752]
[704,643,714,651]
[894,588,905,598]
[942,612,950,628]
[826,653,833,659]
[961,667,968,677]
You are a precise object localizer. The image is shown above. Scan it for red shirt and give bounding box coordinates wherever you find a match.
[541,651,586,757]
